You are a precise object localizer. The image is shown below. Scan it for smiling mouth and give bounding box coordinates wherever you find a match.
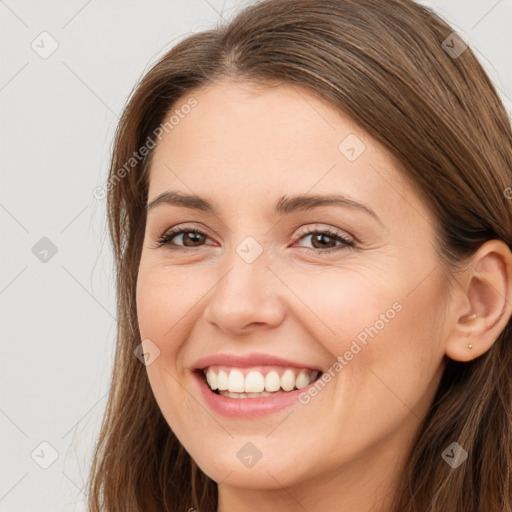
[196,366,323,399]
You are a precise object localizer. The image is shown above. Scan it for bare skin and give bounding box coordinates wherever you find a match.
[135,79,512,512]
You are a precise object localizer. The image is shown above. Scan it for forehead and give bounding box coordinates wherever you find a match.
[147,79,429,226]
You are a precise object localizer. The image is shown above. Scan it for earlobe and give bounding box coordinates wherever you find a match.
[445,312,485,362]
[465,314,477,350]
[444,240,512,362]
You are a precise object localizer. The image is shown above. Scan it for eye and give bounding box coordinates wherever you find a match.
[152,225,355,254]
[293,227,355,254]
[152,226,212,250]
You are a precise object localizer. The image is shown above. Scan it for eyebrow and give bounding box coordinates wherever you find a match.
[146,191,382,224]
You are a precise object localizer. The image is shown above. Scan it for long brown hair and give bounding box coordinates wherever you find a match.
[86,1,512,510]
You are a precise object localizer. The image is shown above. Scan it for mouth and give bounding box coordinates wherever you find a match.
[195,365,323,399]
[190,353,327,416]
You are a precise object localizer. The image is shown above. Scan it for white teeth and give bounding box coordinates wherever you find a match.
[295,370,310,389]
[280,369,295,391]
[245,371,265,393]
[227,369,245,392]
[206,370,218,390]
[217,370,229,391]
[265,371,281,392]
[247,391,266,398]
[204,366,320,395]
[220,390,274,398]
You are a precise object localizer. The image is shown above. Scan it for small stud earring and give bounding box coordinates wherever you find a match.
[467,344,473,349]
[468,313,477,320]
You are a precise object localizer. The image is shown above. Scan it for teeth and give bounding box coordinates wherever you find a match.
[265,371,281,392]
[245,371,265,392]
[295,370,311,389]
[217,370,228,391]
[281,369,295,391]
[205,370,218,390]
[227,369,245,392]
[204,367,320,396]
[220,390,275,398]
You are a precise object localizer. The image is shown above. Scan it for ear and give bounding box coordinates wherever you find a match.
[445,239,512,362]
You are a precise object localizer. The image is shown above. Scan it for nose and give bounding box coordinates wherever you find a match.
[203,245,286,334]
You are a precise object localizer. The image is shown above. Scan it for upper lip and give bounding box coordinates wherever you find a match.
[192,352,324,372]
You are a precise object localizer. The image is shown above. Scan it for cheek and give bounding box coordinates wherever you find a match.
[294,262,445,410]
[284,266,398,358]
[135,266,191,410]
[136,278,168,338]
[136,264,191,351]
[331,270,446,432]
[136,269,202,447]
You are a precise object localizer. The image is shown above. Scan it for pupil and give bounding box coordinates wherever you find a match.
[314,233,332,248]
[185,232,203,246]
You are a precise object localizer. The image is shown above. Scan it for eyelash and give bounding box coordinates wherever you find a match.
[152,225,355,255]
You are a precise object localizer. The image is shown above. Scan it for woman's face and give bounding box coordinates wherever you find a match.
[136,80,450,493]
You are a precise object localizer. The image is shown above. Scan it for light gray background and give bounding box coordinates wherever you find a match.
[1,1,511,511]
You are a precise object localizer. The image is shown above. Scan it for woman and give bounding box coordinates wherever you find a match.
[86,0,512,510]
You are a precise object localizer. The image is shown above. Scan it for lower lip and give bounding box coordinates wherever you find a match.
[192,371,318,418]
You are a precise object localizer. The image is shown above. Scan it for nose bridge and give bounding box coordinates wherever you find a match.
[217,233,272,300]
[204,233,285,331]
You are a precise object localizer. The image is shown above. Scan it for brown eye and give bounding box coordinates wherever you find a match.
[309,232,340,249]
[294,228,355,254]
[155,227,210,249]
[153,225,355,255]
